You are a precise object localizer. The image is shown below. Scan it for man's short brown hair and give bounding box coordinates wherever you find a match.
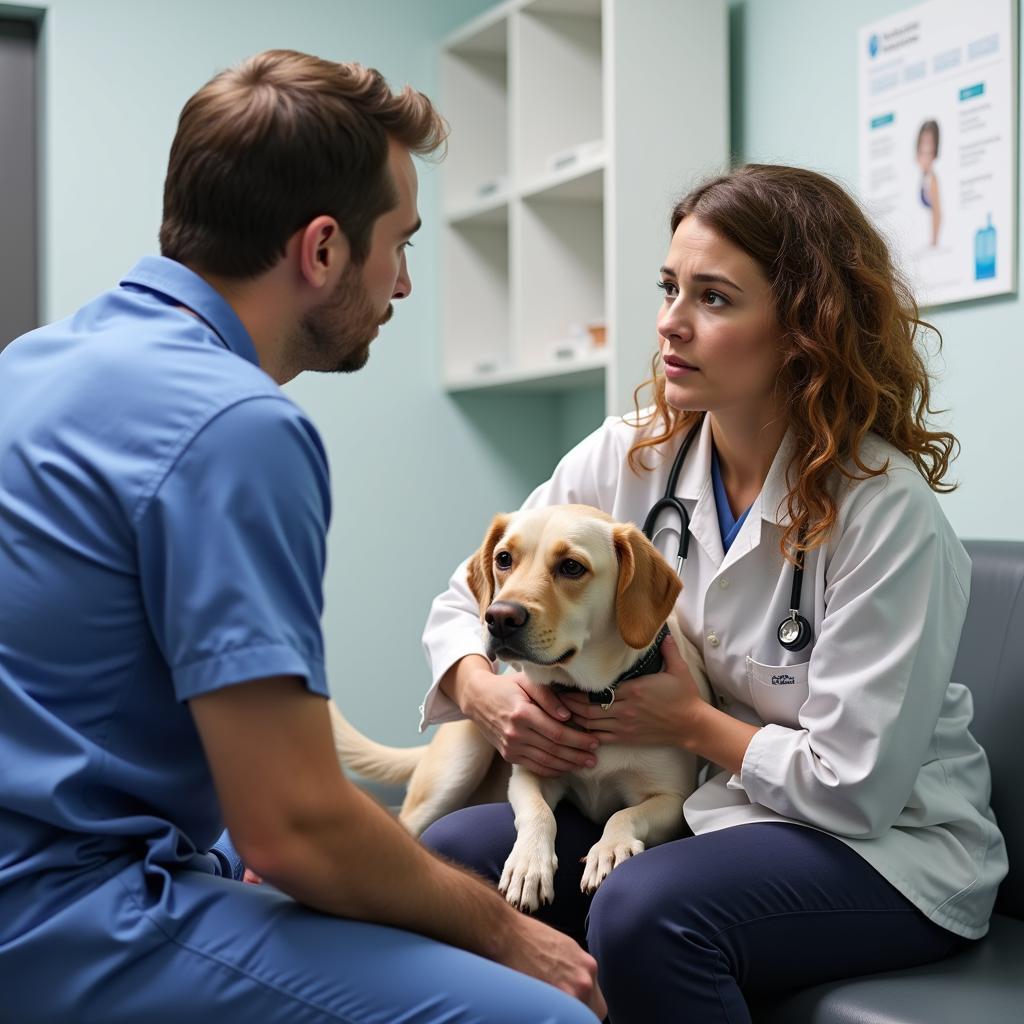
[159,49,446,278]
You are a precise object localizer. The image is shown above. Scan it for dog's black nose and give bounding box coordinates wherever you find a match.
[484,601,529,639]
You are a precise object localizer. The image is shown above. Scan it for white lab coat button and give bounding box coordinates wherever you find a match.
[706,632,720,647]
[718,578,730,589]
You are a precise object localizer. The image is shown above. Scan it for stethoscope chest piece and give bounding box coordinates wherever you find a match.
[777,611,812,652]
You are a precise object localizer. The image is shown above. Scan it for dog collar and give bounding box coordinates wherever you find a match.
[551,624,671,710]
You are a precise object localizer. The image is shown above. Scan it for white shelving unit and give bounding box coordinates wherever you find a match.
[440,0,728,416]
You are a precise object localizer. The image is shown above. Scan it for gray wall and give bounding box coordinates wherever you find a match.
[0,14,39,347]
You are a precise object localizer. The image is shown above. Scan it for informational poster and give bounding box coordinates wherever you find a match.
[858,0,1017,306]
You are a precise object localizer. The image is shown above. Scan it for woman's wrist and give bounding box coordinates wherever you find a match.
[681,700,759,776]
[678,697,714,754]
[439,655,492,716]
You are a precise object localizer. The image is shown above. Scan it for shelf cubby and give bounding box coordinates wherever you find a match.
[439,0,728,415]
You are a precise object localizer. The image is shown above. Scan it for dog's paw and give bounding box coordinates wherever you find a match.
[580,836,645,894]
[499,838,558,913]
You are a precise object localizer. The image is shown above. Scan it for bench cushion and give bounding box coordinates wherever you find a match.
[751,913,1024,1024]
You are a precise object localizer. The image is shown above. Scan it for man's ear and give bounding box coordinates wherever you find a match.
[612,523,682,649]
[466,514,511,617]
[296,216,349,288]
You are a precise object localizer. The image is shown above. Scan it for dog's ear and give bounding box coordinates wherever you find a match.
[466,513,511,616]
[612,522,682,649]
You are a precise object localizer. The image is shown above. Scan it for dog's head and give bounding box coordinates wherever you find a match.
[466,504,681,689]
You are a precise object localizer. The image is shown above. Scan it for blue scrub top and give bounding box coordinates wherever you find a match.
[0,257,331,944]
[711,445,751,552]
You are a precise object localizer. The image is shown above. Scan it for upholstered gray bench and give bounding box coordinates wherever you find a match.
[753,539,1024,1023]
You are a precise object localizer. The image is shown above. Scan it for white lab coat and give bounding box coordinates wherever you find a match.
[420,413,1007,939]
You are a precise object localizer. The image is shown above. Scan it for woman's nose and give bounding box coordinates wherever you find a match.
[657,302,692,343]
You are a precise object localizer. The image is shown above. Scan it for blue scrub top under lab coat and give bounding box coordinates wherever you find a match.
[0,257,331,945]
[710,445,751,553]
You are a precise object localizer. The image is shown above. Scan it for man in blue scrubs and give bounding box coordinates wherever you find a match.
[0,49,602,1023]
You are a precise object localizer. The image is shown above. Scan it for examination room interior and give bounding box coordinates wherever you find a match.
[1,0,1022,767]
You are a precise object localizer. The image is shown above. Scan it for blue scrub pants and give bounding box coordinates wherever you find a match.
[0,858,599,1024]
[421,803,963,1024]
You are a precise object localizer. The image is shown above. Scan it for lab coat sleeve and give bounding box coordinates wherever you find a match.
[739,467,970,839]
[419,416,631,730]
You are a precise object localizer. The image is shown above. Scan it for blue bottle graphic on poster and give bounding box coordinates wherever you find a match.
[974,215,996,280]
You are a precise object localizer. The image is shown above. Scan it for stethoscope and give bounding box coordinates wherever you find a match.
[641,417,813,653]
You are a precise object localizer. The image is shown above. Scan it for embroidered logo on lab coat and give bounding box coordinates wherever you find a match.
[770,673,796,686]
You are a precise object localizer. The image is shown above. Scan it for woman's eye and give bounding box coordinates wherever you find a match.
[495,551,513,570]
[704,290,728,307]
[559,559,586,578]
[656,280,677,299]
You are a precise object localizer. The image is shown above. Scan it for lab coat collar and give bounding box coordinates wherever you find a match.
[758,429,797,527]
[715,428,798,571]
[670,417,795,571]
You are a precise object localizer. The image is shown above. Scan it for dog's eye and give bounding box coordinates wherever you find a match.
[559,559,586,578]
[495,551,513,570]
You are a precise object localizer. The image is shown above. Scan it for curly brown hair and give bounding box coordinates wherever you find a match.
[628,163,958,562]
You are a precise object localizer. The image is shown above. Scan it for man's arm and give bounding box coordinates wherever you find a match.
[189,676,603,1015]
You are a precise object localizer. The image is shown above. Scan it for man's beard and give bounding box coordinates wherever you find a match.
[291,261,392,374]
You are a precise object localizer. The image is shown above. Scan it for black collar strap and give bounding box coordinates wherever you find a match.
[551,624,671,707]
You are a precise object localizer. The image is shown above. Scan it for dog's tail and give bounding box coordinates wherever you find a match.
[328,701,428,785]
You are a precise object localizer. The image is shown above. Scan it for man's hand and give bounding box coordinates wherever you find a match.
[500,913,606,1019]
[444,658,600,777]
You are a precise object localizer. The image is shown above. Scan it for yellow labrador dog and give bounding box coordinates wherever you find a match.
[331,504,711,911]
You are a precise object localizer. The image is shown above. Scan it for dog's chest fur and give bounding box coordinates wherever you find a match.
[556,743,698,822]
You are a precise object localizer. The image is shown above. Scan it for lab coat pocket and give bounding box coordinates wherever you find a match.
[746,657,810,728]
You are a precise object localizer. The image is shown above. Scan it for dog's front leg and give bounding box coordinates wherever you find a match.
[499,768,567,912]
[580,793,686,894]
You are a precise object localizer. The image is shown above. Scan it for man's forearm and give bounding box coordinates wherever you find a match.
[251,778,517,962]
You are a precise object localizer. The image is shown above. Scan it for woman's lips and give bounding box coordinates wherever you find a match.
[663,355,698,377]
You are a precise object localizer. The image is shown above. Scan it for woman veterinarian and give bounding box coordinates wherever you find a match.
[417,164,1008,1023]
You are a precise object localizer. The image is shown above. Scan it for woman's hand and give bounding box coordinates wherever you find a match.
[562,635,759,773]
[560,633,707,747]
[451,661,601,777]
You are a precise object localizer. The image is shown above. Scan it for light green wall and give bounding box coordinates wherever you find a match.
[8,0,1022,754]
[729,0,1024,541]
[6,0,566,748]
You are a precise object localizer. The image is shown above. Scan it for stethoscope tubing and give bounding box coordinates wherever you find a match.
[642,415,812,653]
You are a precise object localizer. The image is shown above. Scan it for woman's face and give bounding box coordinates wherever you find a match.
[656,216,783,420]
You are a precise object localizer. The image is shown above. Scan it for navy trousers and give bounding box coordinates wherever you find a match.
[421,803,962,1024]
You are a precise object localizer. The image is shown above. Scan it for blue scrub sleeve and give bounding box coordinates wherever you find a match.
[135,396,332,701]
[210,828,247,880]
